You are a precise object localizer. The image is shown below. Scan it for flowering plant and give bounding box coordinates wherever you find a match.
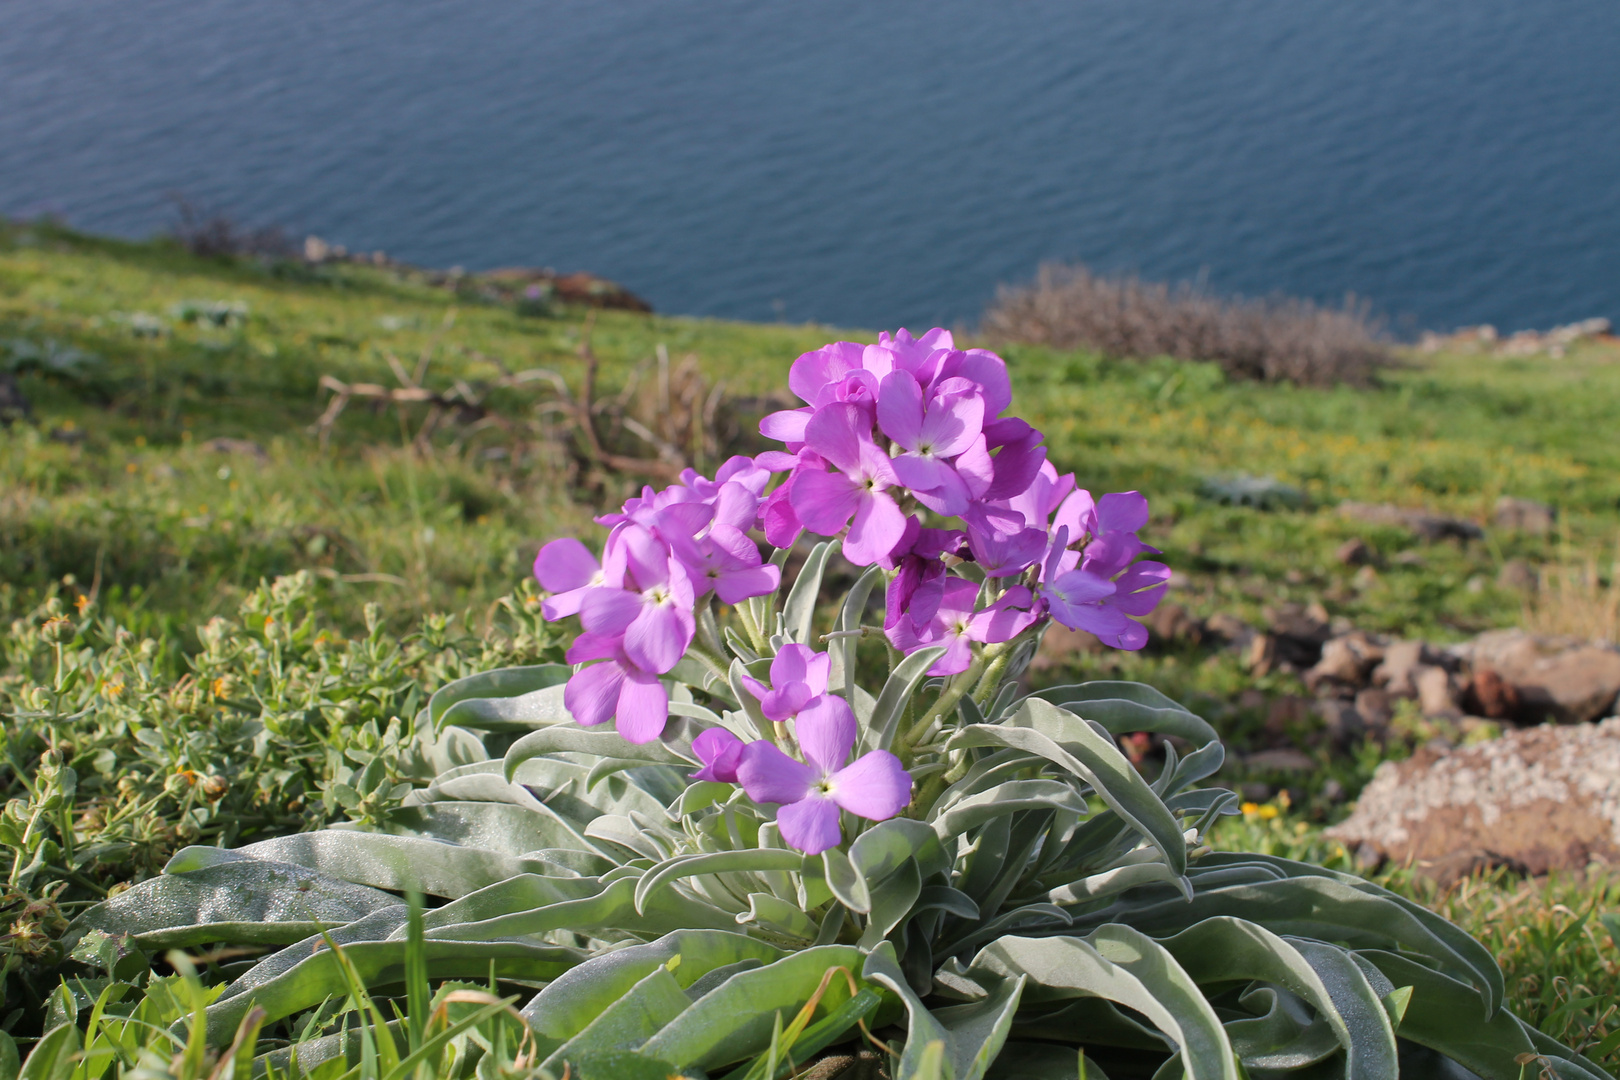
[74,333,1600,1080]
[533,328,1168,857]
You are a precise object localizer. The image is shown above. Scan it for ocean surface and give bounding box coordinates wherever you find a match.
[4,0,1617,334]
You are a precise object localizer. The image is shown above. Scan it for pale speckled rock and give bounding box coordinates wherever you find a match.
[1326,717,1620,880]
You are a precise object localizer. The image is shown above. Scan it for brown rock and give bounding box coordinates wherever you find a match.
[1464,629,1620,724]
[1372,640,1437,697]
[1325,719,1620,881]
[1204,613,1254,648]
[1304,631,1385,693]
[1264,602,1331,643]
[1314,698,1365,746]
[1243,748,1316,773]
[1247,634,1278,676]
[1465,667,1521,721]
[1146,602,1203,645]
[1492,496,1556,536]
[1354,688,1395,733]
[1262,602,1331,667]
[204,437,270,462]
[1335,537,1374,566]
[1337,502,1484,543]
[1496,559,1538,592]
[1415,665,1461,718]
[1264,695,1311,741]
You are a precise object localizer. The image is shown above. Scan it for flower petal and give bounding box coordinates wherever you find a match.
[790,469,861,536]
[843,491,907,566]
[828,750,913,821]
[760,408,812,443]
[737,741,816,805]
[690,727,744,783]
[794,694,857,774]
[534,538,599,593]
[803,403,869,473]
[917,388,982,460]
[623,600,694,674]
[620,525,672,591]
[1097,491,1150,534]
[615,668,670,743]
[776,795,843,855]
[876,370,925,450]
[713,564,781,605]
[927,635,975,676]
[564,661,625,728]
[805,650,832,696]
[579,588,642,636]
[565,630,622,664]
[770,643,815,687]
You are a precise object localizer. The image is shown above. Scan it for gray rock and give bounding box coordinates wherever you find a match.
[1496,559,1538,592]
[1492,496,1556,535]
[1335,537,1374,566]
[1304,632,1384,693]
[1337,501,1484,543]
[1463,629,1620,724]
[1242,748,1317,773]
[1372,640,1439,698]
[1415,665,1462,718]
[1326,718,1620,880]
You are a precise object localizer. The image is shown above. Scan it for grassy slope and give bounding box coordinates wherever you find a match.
[3,223,1619,1059]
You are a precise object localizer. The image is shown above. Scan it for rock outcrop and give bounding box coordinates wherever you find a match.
[1326,719,1620,880]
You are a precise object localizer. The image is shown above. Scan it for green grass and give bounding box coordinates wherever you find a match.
[3,221,1619,1066]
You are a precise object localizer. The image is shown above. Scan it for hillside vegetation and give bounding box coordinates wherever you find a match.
[2,221,1619,1060]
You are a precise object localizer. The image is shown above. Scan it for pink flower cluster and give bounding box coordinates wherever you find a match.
[758,329,1169,667]
[533,457,781,743]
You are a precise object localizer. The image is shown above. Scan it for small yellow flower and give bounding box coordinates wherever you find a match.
[1240,802,1260,816]
[1257,804,1279,820]
[101,678,125,700]
[74,594,90,613]
[211,676,231,698]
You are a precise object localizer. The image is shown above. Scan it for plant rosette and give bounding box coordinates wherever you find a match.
[70,331,1605,1080]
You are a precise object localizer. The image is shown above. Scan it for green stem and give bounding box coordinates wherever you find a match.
[735,601,771,656]
[904,646,997,750]
[972,648,1013,706]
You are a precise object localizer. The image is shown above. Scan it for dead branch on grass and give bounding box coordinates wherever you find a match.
[311,312,745,489]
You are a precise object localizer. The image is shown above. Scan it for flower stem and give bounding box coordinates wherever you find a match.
[903,648,992,751]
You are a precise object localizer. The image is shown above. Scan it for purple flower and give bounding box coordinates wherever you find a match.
[1037,523,1171,651]
[666,523,781,605]
[736,695,913,855]
[690,727,744,783]
[534,536,621,619]
[562,631,670,743]
[577,525,696,674]
[790,404,909,566]
[738,644,832,722]
[886,578,1039,675]
[883,527,963,629]
[876,372,992,516]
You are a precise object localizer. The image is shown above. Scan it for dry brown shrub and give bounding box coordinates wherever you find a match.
[1522,542,1620,642]
[981,262,1393,386]
[167,195,296,260]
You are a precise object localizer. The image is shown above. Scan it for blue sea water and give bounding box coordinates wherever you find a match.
[3,0,1617,333]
